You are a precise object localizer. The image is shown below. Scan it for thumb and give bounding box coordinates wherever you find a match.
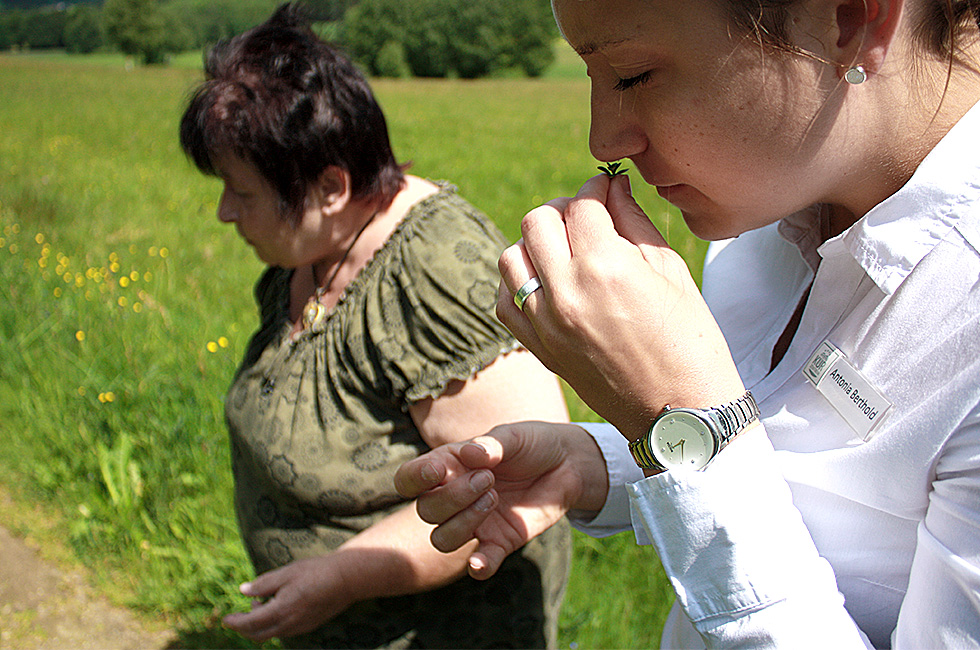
[607,175,668,248]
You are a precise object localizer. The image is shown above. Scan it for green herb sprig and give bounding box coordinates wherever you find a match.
[598,161,629,177]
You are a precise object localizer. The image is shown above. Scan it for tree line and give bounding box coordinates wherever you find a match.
[0,0,557,77]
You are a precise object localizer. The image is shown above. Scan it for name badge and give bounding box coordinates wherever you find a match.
[803,341,891,441]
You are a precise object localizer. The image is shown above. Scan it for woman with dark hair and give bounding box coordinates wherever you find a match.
[396,0,980,647]
[179,5,570,648]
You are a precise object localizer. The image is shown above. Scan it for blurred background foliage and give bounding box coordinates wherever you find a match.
[0,0,558,73]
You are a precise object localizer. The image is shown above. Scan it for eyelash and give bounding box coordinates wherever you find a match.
[614,70,653,92]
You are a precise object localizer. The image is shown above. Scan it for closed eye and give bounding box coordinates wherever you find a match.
[614,70,653,92]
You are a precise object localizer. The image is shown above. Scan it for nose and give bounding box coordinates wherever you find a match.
[217,189,237,223]
[588,85,646,164]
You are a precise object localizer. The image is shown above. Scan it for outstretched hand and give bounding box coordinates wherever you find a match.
[223,555,354,642]
[394,421,607,579]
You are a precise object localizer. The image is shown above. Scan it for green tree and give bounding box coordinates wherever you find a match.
[342,0,556,79]
[102,0,171,64]
[64,4,104,54]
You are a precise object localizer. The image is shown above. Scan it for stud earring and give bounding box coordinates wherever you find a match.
[844,65,867,85]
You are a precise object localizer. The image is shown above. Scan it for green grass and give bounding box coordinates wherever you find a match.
[0,51,702,649]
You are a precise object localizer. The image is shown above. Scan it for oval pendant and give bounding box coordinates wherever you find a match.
[302,299,326,329]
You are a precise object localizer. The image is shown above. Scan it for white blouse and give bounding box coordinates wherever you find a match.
[573,100,980,648]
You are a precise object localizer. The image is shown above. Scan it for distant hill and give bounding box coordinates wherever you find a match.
[3,0,101,9]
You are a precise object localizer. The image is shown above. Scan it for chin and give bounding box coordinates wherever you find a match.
[678,211,744,242]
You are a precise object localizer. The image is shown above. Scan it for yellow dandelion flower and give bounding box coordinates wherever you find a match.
[218,336,229,348]
[148,246,158,257]
[129,271,139,282]
[9,243,19,254]
[143,271,152,282]
[133,302,143,313]
[98,392,106,403]
[38,257,48,268]
[119,276,130,288]
[63,272,72,283]
[75,274,84,288]
[110,262,120,273]
[118,296,128,307]
[77,386,86,396]
[207,341,219,353]
[85,290,94,301]
[159,247,170,258]
[75,330,85,341]
[53,287,62,298]
[105,392,116,402]
[109,252,119,262]
[11,224,19,234]
[0,237,5,247]
[34,233,44,244]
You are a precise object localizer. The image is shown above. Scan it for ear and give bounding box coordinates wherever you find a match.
[312,166,352,216]
[834,0,904,77]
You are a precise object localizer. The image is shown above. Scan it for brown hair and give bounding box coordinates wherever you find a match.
[726,0,980,61]
[179,3,405,223]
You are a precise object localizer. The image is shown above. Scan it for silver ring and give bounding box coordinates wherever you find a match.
[513,276,543,311]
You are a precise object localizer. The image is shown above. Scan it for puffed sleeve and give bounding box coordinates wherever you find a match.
[357,187,520,407]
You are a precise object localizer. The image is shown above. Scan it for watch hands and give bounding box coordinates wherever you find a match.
[666,439,687,462]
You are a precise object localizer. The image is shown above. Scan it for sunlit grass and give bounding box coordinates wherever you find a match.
[0,51,698,648]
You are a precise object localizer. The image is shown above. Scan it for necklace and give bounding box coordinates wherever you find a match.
[301,210,378,330]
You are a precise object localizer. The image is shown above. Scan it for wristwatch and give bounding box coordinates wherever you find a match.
[629,391,760,472]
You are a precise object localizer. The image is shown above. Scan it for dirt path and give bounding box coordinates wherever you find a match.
[0,496,177,650]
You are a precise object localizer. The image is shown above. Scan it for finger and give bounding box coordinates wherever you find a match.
[393,455,447,499]
[467,543,509,580]
[562,174,620,253]
[416,467,495,525]
[429,488,499,553]
[517,197,573,290]
[495,278,547,360]
[223,600,282,640]
[497,240,537,295]
[605,174,668,248]
[240,568,286,599]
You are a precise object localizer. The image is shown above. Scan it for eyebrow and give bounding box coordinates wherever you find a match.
[574,38,630,56]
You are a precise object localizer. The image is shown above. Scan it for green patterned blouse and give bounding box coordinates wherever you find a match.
[225,184,571,649]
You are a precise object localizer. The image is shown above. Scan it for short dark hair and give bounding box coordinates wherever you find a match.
[179,3,405,222]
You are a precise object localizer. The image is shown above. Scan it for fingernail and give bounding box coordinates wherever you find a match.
[470,470,492,492]
[420,462,439,484]
[240,582,252,594]
[474,492,495,512]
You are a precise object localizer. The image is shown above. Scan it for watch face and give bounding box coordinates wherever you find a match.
[652,410,716,471]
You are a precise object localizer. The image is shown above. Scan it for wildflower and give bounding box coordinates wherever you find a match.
[218,336,229,348]
[119,277,130,287]
[118,296,128,308]
[159,247,170,258]
[207,341,219,353]
[75,330,85,342]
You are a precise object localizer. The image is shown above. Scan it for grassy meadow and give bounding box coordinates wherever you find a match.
[0,44,702,649]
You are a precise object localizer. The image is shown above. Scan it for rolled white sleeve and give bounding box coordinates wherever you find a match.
[629,426,873,648]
